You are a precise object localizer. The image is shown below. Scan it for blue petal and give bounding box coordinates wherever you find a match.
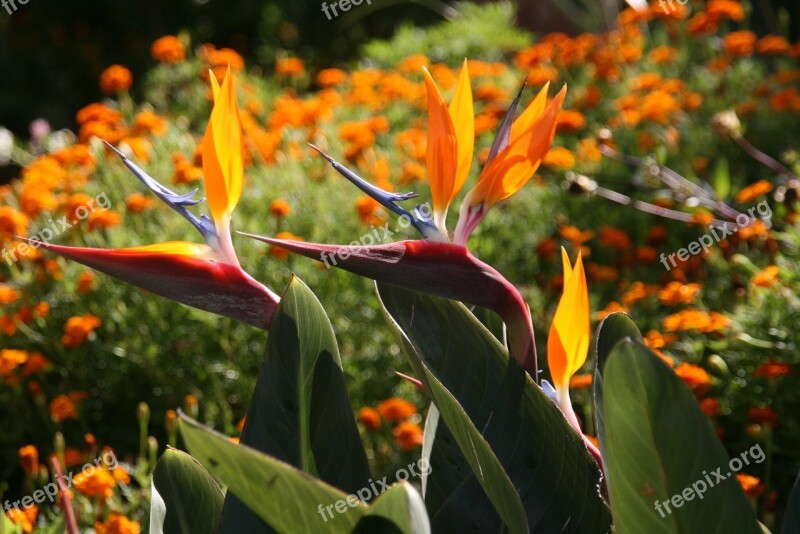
[104,141,218,244]
[308,144,440,239]
[539,379,559,405]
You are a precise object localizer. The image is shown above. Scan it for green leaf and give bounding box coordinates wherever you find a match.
[352,483,431,534]
[150,448,224,534]
[781,472,800,534]
[593,312,643,447]
[179,414,366,533]
[714,158,731,200]
[221,275,370,533]
[377,282,611,533]
[602,339,760,533]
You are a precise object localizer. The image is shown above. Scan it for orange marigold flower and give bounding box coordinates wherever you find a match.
[23,352,49,376]
[49,394,79,422]
[87,210,122,232]
[723,30,757,57]
[674,362,711,395]
[316,68,347,87]
[269,232,303,260]
[748,406,779,426]
[595,301,628,321]
[125,193,154,214]
[18,445,38,474]
[622,281,650,306]
[0,283,21,305]
[172,153,203,185]
[354,195,387,227]
[99,65,133,95]
[392,421,423,451]
[569,373,593,389]
[543,147,575,169]
[74,468,116,499]
[275,57,305,78]
[640,90,680,124]
[95,512,141,534]
[0,349,28,375]
[377,397,416,422]
[112,466,131,484]
[556,110,586,133]
[77,271,95,293]
[6,504,37,533]
[0,205,29,240]
[756,35,790,55]
[133,110,169,137]
[751,265,779,287]
[357,407,381,431]
[707,0,744,22]
[658,281,701,306]
[559,225,594,246]
[644,330,676,350]
[599,226,631,250]
[753,361,791,379]
[699,398,719,417]
[151,35,186,64]
[736,474,765,498]
[269,199,291,218]
[735,180,772,203]
[61,313,102,348]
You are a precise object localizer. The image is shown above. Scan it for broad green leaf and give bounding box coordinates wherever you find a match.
[150,448,224,534]
[421,404,501,531]
[593,312,643,450]
[470,306,506,345]
[352,483,431,533]
[782,472,800,534]
[602,339,760,533]
[221,275,370,533]
[179,414,366,533]
[377,282,611,533]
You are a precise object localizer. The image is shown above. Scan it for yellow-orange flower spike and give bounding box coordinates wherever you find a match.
[548,247,590,391]
[454,85,565,245]
[202,67,243,235]
[423,61,474,236]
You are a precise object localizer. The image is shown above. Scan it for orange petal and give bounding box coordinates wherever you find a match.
[423,68,458,228]
[547,248,589,389]
[510,82,549,142]
[467,85,566,208]
[448,59,474,204]
[202,68,243,228]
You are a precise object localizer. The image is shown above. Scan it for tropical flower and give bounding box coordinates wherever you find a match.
[547,248,589,432]
[35,69,279,329]
[246,61,565,378]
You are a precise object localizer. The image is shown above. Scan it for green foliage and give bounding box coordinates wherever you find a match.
[361,2,530,66]
[151,448,224,534]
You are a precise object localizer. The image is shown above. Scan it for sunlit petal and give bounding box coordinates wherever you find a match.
[202,67,243,229]
[547,248,589,390]
[423,68,458,234]
[448,59,474,205]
